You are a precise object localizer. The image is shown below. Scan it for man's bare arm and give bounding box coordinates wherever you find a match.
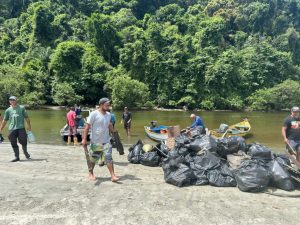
[25,117,32,131]
[281,127,288,144]
[82,123,91,145]
[0,120,7,133]
[109,122,115,133]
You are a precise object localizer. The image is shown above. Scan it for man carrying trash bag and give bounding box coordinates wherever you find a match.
[282,106,300,162]
[82,98,119,182]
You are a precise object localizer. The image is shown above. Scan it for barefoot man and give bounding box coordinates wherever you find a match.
[82,98,119,182]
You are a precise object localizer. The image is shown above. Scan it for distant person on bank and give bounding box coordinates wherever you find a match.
[82,98,119,182]
[0,96,32,162]
[66,106,77,145]
[282,106,300,162]
[121,107,132,136]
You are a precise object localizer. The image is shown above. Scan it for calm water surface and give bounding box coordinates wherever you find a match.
[0,109,289,151]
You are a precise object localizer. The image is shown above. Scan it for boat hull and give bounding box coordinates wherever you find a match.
[60,124,90,142]
[144,126,168,142]
[209,120,251,139]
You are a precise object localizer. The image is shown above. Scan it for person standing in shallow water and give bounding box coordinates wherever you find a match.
[0,96,32,162]
[82,98,119,182]
[121,107,132,136]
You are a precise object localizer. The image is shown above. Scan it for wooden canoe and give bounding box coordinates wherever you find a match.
[209,119,251,139]
[144,125,169,142]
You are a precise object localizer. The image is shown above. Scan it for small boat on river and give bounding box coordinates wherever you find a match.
[144,122,169,142]
[60,110,91,142]
[209,119,251,139]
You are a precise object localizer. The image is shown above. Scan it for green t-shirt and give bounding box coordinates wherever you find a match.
[4,105,28,131]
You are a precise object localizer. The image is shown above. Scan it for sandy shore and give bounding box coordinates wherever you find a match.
[0,143,299,225]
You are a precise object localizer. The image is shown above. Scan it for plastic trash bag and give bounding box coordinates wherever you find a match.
[175,133,191,148]
[235,159,271,192]
[127,140,144,164]
[192,135,218,153]
[217,136,247,158]
[190,155,209,185]
[207,164,237,187]
[189,126,205,139]
[163,163,195,187]
[248,143,274,161]
[155,143,169,158]
[140,151,161,167]
[269,159,294,191]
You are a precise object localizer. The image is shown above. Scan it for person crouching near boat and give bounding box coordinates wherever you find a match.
[82,98,119,182]
[282,106,300,162]
[189,114,206,134]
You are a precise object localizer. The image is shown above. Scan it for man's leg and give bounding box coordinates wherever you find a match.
[104,147,119,182]
[83,144,96,181]
[18,128,30,159]
[8,130,20,161]
[67,126,71,144]
[73,126,78,145]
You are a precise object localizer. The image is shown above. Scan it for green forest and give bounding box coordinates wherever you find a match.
[1,0,300,110]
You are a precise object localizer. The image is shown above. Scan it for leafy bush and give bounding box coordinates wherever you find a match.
[247,80,300,110]
[110,76,150,109]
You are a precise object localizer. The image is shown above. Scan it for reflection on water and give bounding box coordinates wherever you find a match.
[0,109,289,151]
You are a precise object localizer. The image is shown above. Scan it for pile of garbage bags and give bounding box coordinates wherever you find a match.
[127,128,298,192]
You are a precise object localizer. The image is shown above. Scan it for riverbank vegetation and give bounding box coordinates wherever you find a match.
[1,0,300,110]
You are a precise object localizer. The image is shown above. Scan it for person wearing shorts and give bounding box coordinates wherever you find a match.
[121,107,132,136]
[66,106,77,145]
[82,98,119,182]
[282,106,300,162]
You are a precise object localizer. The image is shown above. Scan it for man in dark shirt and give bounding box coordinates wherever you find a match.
[121,107,132,136]
[282,106,300,162]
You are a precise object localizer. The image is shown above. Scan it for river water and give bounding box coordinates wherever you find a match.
[0,109,289,151]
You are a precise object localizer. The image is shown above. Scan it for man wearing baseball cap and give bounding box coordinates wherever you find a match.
[282,106,300,162]
[0,96,32,162]
[82,97,119,182]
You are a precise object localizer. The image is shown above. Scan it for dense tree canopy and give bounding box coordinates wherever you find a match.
[1,0,300,109]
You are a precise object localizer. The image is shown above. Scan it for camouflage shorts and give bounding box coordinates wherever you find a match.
[89,143,113,164]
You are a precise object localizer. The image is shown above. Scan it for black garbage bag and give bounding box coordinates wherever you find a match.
[274,154,291,166]
[190,155,209,185]
[191,135,218,153]
[189,138,206,153]
[140,151,161,167]
[163,163,195,187]
[189,126,205,139]
[217,136,247,158]
[175,133,191,148]
[269,159,294,191]
[193,151,222,171]
[177,146,190,156]
[248,143,274,161]
[235,159,271,192]
[155,143,169,158]
[127,140,144,164]
[207,164,237,187]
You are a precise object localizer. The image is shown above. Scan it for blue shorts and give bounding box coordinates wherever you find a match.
[89,143,113,164]
[288,140,300,152]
